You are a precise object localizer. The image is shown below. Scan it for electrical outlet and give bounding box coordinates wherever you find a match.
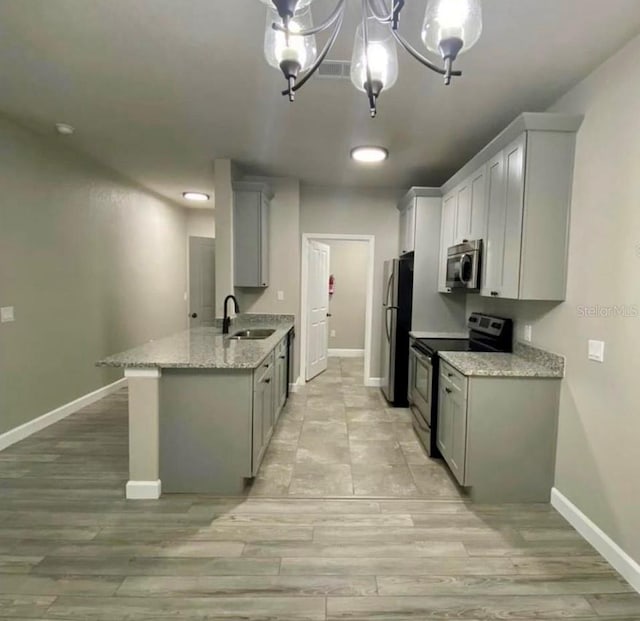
[588,339,605,362]
[330,329,336,337]
[523,325,532,342]
[277,290,284,301]
[1,306,15,323]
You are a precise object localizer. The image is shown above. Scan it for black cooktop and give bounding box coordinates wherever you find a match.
[414,338,471,355]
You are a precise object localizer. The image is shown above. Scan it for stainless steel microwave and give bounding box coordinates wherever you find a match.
[446,240,482,290]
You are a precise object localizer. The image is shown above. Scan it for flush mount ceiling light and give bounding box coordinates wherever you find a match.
[55,122,75,135]
[351,146,389,163]
[259,0,482,117]
[182,191,210,202]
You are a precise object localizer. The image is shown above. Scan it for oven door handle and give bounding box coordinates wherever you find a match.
[411,346,432,367]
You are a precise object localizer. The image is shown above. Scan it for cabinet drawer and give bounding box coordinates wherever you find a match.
[254,351,275,388]
[440,361,467,393]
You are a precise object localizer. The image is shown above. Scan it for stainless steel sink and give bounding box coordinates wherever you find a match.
[228,328,275,340]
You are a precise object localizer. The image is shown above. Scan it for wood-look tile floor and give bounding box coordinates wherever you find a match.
[252,357,462,499]
[1,358,639,620]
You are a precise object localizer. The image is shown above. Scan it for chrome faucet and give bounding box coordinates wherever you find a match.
[222,295,240,334]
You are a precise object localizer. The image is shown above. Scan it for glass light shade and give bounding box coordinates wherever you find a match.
[350,18,398,93]
[421,0,482,57]
[264,7,317,72]
[258,0,314,8]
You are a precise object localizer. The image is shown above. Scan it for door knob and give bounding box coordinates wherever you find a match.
[190,313,198,318]
[327,313,332,317]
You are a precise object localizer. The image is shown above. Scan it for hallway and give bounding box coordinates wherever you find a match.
[0,360,639,620]
[249,357,462,498]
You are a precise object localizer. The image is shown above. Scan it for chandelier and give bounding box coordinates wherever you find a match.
[259,0,482,117]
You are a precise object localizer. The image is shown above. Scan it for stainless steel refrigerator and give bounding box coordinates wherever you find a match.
[381,256,413,406]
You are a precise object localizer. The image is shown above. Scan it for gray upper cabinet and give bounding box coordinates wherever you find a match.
[440,113,582,301]
[233,181,273,288]
[437,190,457,293]
[397,191,417,255]
[437,165,487,294]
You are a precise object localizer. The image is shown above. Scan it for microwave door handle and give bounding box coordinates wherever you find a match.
[459,254,471,285]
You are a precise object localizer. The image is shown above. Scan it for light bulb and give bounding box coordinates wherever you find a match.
[422,0,482,59]
[350,18,398,93]
[264,6,317,72]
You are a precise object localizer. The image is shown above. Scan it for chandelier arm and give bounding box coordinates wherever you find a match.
[272,0,346,37]
[366,0,394,23]
[281,4,345,96]
[391,28,462,78]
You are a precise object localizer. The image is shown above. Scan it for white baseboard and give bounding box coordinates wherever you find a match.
[328,348,365,358]
[289,377,302,393]
[551,487,640,593]
[0,377,128,452]
[365,377,384,388]
[126,480,162,500]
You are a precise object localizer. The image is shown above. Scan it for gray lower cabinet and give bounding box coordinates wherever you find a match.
[436,364,468,484]
[252,352,275,476]
[159,332,291,494]
[437,360,560,502]
[274,336,288,420]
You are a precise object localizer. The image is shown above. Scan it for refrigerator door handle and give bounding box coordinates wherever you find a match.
[383,271,394,308]
[385,306,398,342]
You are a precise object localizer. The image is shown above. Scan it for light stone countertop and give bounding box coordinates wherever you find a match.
[96,314,294,370]
[439,343,565,379]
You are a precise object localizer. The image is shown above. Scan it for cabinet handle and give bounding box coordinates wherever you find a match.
[445,387,452,394]
[279,355,286,360]
[447,373,453,378]
[264,378,271,384]
[491,291,499,297]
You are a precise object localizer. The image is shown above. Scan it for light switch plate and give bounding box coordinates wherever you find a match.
[523,325,532,342]
[1,306,15,323]
[330,329,336,337]
[588,339,605,362]
[277,290,284,301]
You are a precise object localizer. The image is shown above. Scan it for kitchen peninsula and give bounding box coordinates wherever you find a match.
[98,314,294,499]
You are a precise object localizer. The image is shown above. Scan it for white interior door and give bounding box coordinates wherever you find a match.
[189,236,216,328]
[305,240,330,381]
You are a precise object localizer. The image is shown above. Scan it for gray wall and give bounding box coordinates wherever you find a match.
[186,208,215,239]
[0,116,188,435]
[467,33,640,563]
[325,239,368,351]
[300,185,402,378]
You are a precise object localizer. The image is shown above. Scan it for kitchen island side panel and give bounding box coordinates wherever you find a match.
[466,377,561,503]
[159,369,253,494]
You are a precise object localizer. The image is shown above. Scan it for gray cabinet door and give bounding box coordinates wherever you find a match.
[482,150,507,297]
[436,381,451,459]
[501,134,526,299]
[482,135,526,299]
[469,165,487,241]
[438,191,457,293]
[274,337,288,421]
[447,379,468,485]
[252,377,265,476]
[233,182,271,288]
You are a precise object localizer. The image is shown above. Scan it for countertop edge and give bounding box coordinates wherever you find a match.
[96,323,294,371]
[438,351,564,379]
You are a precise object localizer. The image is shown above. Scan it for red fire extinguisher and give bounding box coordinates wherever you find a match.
[329,274,335,296]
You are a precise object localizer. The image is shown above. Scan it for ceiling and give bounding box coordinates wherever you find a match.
[1,0,640,207]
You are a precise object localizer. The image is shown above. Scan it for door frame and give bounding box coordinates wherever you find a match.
[300,233,375,387]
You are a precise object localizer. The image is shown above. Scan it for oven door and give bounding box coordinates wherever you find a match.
[409,346,433,450]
